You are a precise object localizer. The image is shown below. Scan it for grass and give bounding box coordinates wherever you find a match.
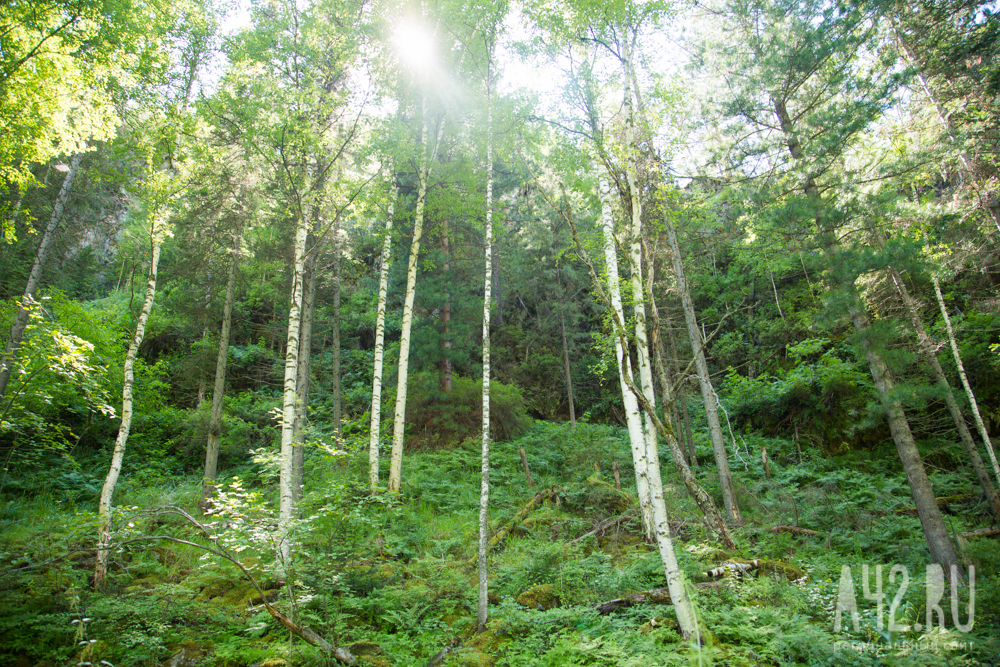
[0,422,998,666]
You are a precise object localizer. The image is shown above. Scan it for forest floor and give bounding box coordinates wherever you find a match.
[1,421,998,666]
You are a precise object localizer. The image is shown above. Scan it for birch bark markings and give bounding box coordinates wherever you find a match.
[477,51,493,631]
[599,172,653,533]
[933,276,1000,498]
[292,253,317,504]
[890,269,1000,517]
[598,171,697,639]
[369,187,395,491]
[278,201,309,570]
[95,220,164,590]
[0,152,83,398]
[620,38,665,539]
[388,106,445,493]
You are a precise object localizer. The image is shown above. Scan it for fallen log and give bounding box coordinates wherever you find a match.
[596,582,722,615]
[125,508,358,664]
[470,487,557,564]
[959,525,1000,539]
[571,510,637,545]
[705,559,760,578]
[770,525,820,537]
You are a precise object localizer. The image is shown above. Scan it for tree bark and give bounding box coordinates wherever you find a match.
[559,311,576,427]
[201,222,242,512]
[850,303,962,575]
[0,152,83,398]
[95,223,162,590]
[388,105,445,493]
[621,43,666,545]
[478,60,493,630]
[890,269,1000,517]
[278,200,309,572]
[332,213,342,441]
[292,252,317,505]
[599,172,654,536]
[369,186,395,492]
[439,217,452,394]
[664,219,742,526]
[933,275,1000,500]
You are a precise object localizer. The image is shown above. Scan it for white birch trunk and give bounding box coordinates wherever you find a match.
[388,105,445,493]
[332,214,342,440]
[600,172,697,639]
[369,186,395,492]
[201,226,242,511]
[933,275,1000,493]
[621,42,662,539]
[599,172,653,532]
[94,222,163,590]
[278,205,309,571]
[0,152,83,398]
[891,269,1000,517]
[292,253,316,504]
[477,63,493,631]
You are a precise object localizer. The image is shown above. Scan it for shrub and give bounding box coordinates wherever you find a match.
[402,372,531,448]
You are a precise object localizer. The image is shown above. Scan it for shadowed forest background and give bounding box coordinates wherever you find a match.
[1,0,1000,664]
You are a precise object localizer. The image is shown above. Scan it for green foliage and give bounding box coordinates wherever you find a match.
[725,339,877,452]
[402,372,531,448]
[0,293,118,497]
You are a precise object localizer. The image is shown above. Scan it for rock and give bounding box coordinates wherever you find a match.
[348,642,390,667]
[515,584,560,610]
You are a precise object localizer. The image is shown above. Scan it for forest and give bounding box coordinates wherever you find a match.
[1,0,999,664]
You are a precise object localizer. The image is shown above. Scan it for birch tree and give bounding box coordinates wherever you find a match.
[553,169,699,637]
[0,152,84,398]
[386,10,480,491]
[933,274,1000,501]
[369,182,396,491]
[387,102,444,492]
[477,22,496,631]
[95,209,169,590]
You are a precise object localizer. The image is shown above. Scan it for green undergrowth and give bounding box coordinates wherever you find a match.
[0,422,998,666]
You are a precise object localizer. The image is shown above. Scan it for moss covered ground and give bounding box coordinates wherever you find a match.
[1,422,998,666]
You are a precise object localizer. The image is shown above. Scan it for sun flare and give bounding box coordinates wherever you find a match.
[393,21,436,73]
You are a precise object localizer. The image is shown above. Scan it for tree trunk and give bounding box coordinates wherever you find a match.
[478,59,493,631]
[440,217,452,394]
[664,219,742,526]
[95,225,162,590]
[388,106,445,493]
[621,45,665,543]
[560,311,576,427]
[278,203,309,572]
[201,223,242,512]
[599,172,654,536]
[292,252,317,505]
[332,214,342,440]
[0,152,83,398]
[933,275,1000,498]
[369,186,395,492]
[850,303,962,575]
[662,308,696,467]
[771,92,961,574]
[890,269,1000,517]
